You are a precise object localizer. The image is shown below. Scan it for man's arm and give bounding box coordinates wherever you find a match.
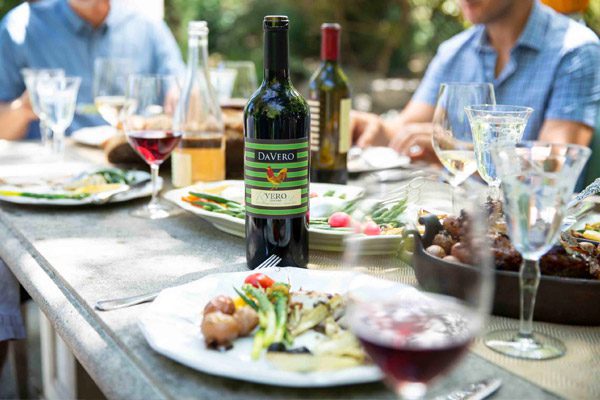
[0,92,36,140]
[539,120,593,147]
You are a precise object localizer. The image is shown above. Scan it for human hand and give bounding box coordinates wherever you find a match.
[15,91,36,120]
[351,110,389,148]
[389,123,439,164]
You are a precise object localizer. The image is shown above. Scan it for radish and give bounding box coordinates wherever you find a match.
[328,212,352,228]
[363,221,381,236]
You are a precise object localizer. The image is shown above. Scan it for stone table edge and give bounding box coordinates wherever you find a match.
[0,211,170,400]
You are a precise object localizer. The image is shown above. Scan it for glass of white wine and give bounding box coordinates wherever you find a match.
[464,105,532,198]
[93,58,133,129]
[432,83,495,209]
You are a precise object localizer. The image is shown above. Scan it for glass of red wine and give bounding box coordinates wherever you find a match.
[123,74,182,219]
[343,180,494,399]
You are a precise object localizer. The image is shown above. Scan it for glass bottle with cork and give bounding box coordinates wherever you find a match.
[173,21,226,187]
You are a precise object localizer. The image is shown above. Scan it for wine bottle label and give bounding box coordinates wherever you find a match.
[308,99,320,152]
[339,98,351,154]
[244,137,309,218]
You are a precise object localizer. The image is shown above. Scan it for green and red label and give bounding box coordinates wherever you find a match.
[244,137,309,218]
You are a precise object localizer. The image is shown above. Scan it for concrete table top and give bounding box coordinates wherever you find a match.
[0,142,561,399]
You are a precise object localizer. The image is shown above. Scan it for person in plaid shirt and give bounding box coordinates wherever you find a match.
[353,0,600,163]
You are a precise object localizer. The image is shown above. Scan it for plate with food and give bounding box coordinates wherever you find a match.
[164,180,410,253]
[347,146,410,173]
[411,201,600,326]
[0,163,158,206]
[138,268,386,387]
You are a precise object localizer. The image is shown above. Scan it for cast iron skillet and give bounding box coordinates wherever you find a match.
[411,214,600,326]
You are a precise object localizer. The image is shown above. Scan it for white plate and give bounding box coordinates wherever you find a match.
[165,180,404,253]
[71,126,117,147]
[139,268,387,387]
[347,146,410,173]
[0,162,159,206]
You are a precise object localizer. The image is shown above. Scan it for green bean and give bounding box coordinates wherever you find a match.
[188,191,237,205]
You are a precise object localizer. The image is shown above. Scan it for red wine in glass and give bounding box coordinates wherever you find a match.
[350,297,478,397]
[127,130,182,164]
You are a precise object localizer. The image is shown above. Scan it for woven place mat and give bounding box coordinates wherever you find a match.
[309,251,600,400]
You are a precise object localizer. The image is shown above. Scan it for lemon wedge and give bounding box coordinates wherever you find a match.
[582,230,600,242]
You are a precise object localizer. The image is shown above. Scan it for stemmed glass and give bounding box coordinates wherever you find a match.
[344,182,494,399]
[485,142,591,360]
[432,83,495,209]
[93,58,133,129]
[464,105,532,198]
[21,68,65,148]
[36,76,81,155]
[123,75,182,219]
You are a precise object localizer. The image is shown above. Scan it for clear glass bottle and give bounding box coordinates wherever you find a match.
[173,21,225,187]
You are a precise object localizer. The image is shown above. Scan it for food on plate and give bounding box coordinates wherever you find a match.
[182,185,408,237]
[200,274,367,371]
[201,294,259,348]
[424,200,600,280]
[0,168,138,200]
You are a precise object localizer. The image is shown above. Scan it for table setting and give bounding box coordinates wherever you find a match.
[1,18,600,400]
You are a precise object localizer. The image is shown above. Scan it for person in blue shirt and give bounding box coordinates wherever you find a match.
[0,0,184,140]
[352,0,600,163]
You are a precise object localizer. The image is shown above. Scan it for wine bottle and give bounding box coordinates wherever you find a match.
[244,16,310,269]
[308,23,351,184]
[172,21,226,187]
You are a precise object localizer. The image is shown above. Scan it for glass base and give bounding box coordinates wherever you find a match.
[131,200,181,220]
[484,330,566,360]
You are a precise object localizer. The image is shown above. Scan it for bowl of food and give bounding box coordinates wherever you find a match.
[411,208,600,326]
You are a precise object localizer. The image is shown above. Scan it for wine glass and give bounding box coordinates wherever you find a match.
[36,76,81,155]
[93,58,133,129]
[432,83,495,211]
[485,141,590,360]
[21,68,65,149]
[464,105,532,198]
[224,61,258,99]
[123,75,182,219]
[343,180,494,400]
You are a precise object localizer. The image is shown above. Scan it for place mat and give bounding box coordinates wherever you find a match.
[309,251,600,400]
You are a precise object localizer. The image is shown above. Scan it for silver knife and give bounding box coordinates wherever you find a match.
[436,378,502,400]
[90,177,151,204]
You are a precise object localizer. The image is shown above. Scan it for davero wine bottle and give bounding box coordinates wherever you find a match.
[308,23,351,184]
[243,16,310,269]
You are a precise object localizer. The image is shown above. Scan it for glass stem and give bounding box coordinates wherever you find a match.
[150,164,160,207]
[52,129,65,155]
[518,258,540,339]
[40,119,50,148]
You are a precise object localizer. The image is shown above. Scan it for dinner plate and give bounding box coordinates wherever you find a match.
[138,268,386,387]
[71,126,118,148]
[347,146,410,173]
[0,162,159,206]
[165,180,404,253]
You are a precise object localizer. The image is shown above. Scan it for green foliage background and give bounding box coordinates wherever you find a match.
[1,0,599,82]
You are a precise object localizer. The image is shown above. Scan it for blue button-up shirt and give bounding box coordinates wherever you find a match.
[413,1,600,140]
[0,0,184,139]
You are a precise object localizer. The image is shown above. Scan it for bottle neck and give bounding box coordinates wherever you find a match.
[321,28,340,62]
[188,34,209,72]
[263,29,289,82]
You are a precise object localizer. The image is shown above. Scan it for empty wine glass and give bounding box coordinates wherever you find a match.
[432,83,495,210]
[21,68,65,148]
[485,141,591,360]
[93,58,133,129]
[464,105,532,198]
[344,180,494,400]
[123,74,183,219]
[224,61,258,99]
[37,76,81,155]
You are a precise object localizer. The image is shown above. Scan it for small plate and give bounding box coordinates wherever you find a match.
[71,126,117,148]
[348,146,410,173]
[139,268,386,387]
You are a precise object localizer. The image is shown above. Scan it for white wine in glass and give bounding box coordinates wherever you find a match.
[432,83,495,188]
[93,58,132,129]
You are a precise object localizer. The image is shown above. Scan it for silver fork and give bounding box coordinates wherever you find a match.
[94,254,282,311]
[254,254,281,270]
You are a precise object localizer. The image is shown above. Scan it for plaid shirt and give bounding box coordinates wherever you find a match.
[413,1,600,140]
